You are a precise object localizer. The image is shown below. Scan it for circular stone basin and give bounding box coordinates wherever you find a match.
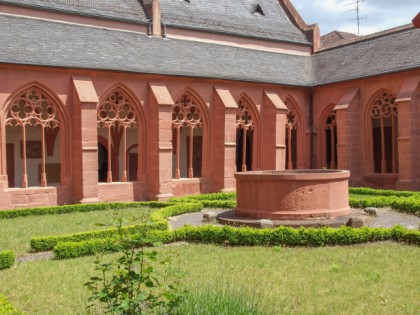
[235,170,351,220]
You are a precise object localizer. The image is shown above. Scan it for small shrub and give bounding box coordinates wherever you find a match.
[0,293,24,315]
[0,250,15,270]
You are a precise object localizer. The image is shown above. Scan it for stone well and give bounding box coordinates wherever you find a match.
[234,170,351,220]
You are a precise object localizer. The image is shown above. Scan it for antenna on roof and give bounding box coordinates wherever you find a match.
[344,0,367,35]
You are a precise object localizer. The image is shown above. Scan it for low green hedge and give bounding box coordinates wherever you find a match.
[30,222,167,252]
[349,196,420,215]
[0,293,25,315]
[349,187,420,198]
[149,202,204,225]
[32,202,205,252]
[0,250,15,270]
[53,225,420,259]
[0,201,169,220]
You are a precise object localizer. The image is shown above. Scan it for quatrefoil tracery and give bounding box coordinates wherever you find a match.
[6,89,60,129]
[371,92,397,119]
[286,108,298,130]
[325,110,336,130]
[172,94,202,129]
[235,99,254,130]
[97,90,137,129]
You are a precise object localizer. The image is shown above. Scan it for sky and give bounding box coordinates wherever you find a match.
[291,0,420,35]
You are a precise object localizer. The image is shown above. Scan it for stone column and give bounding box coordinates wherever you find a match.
[396,76,420,190]
[147,84,174,200]
[212,87,238,192]
[263,91,287,170]
[72,77,101,203]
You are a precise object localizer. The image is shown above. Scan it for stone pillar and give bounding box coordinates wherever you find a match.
[212,87,238,192]
[72,77,100,203]
[263,91,287,170]
[334,108,349,170]
[333,88,360,183]
[396,76,420,190]
[147,84,174,200]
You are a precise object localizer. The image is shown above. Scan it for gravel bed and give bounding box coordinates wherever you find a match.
[168,208,420,230]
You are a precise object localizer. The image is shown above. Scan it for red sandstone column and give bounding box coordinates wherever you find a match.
[72,77,101,203]
[395,76,420,190]
[263,92,287,170]
[212,88,238,192]
[147,84,175,200]
[334,108,349,170]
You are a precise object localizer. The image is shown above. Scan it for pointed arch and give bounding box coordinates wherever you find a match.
[1,81,71,188]
[319,104,337,169]
[97,83,146,182]
[235,93,261,172]
[284,95,304,169]
[364,88,398,174]
[171,87,211,179]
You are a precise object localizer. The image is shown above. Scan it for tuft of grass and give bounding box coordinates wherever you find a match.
[175,287,263,315]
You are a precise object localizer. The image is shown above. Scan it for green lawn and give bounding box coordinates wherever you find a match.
[0,207,152,256]
[0,243,419,314]
[0,192,419,314]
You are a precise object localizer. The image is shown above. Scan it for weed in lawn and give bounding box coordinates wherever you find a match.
[85,216,184,314]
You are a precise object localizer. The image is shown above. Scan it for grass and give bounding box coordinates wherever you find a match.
[0,207,152,256]
[0,190,419,314]
[0,243,419,314]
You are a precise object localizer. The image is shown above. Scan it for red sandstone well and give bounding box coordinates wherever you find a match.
[235,170,351,220]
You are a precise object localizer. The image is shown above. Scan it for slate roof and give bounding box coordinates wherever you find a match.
[0,14,312,86]
[0,0,150,23]
[314,27,420,85]
[320,31,358,49]
[160,0,311,44]
[0,10,419,87]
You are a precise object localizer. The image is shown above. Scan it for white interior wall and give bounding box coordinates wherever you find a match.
[6,125,61,187]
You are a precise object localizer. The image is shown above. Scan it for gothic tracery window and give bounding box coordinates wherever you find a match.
[285,103,298,170]
[97,89,138,183]
[5,88,60,188]
[370,91,398,173]
[323,110,337,169]
[235,97,254,172]
[172,93,203,179]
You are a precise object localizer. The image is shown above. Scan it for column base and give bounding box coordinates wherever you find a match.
[80,197,103,204]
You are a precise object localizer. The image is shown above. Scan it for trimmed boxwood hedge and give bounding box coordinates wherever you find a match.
[0,250,14,270]
[53,225,420,259]
[0,293,24,315]
[30,222,167,252]
[31,202,205,252]
[0,201,169,220]
[349,187,420,198]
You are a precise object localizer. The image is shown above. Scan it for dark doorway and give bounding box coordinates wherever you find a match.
[236,129,252,172]
[98,143,108,182]
[6,143,15,188]
[325,126,337,169]
[285,129,297,169]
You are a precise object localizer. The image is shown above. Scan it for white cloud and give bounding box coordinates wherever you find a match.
[291,0,420,35]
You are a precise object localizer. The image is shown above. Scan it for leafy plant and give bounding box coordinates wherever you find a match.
[84,217,184,314]
[0,250,15,270]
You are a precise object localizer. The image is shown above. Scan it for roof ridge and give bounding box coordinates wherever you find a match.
[318,24,414,52]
